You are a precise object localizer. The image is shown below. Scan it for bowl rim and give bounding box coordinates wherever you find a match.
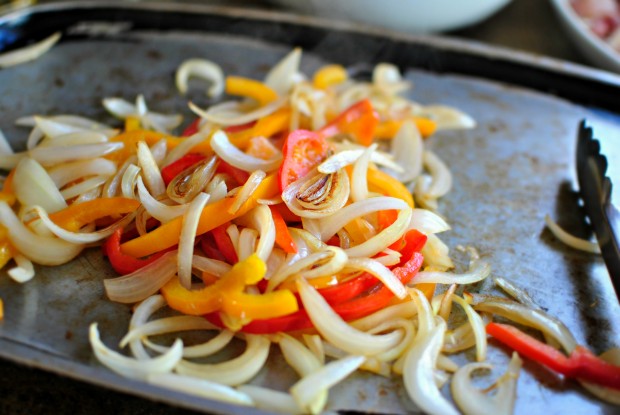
[550,0,620,70]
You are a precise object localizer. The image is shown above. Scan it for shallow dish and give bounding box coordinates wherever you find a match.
[269,0,512,33]
[0,1,620,414]
[550,0,620,72]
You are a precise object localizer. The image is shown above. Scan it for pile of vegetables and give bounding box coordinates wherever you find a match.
[1,47,619,414]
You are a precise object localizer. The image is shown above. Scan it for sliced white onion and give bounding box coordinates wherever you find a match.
[410,208,450,234]
[289,355,365,414]
[403,317,459,415]
[29,142,123,165]
[32,205,132,244]
[0,152,25,170]
[281,169,350,219]
[161,127,212,167]
[60,176,108,200]
[351,301,418,332]
[297,277,404,356]
[12,157,66,213]
[137,177,188,223]
[38,131,109,147]
[264,47,303,95]
[211,130,282,172]
[148,372,253,406]
[452,295,486,362]
[474,299,577,353]
[175,58,225,98]
[175,335,270,386]
[19,114,116,136]
[345,208,411,258]
[103,96,182,133]
[137,141,166,196]
[178,192,210,289]
[0,32,61,69]
[279,333,327,413]
[145,329,234,359]
[350,144,376,202]
[423,150,452,199]
[0,129,14,154]
[317,196,409,241]
[121,164,141,199]
[7,254,35,283]
[318,147,402,174]
[421,105,476,130]
[235,205,276,262]
[267,246,347,292]
[372,63,410,94]
[420,233,454,271]
[128,295,167,360]
[493,277,539,309]
[237,227,258,261]
[120,315,215,348]
[228,170,266,214]
[452,352,522,415]
[188,97,287,127]
[237,385,302,414]
[104,251,178,303]
[389,120,424,183]
[48,158,117,188]
[0,202,82,265]
[89,323,182,381]
[191,255,231,276]
[103,155,137,198]
[544,214,601,254]
[415,258,490,285]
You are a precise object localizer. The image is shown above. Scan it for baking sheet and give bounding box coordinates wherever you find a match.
[1,2,619,414]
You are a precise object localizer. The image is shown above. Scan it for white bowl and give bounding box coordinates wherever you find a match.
[269,0,513,33]
[550,0,620,73]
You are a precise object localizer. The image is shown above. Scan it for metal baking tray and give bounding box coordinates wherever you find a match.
[1,2,619,414]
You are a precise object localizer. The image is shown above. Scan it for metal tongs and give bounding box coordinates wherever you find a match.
[576,121,620,299]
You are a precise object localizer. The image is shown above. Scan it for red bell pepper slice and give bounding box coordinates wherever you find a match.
[103,228,168,275]
[269,206,298,254]
[205,252,423,334]
[216,160,250,187]
[211,223,239,264]
[318,99,379,146]
[389,229,428,267]
[278,130,330,192]
[161,153,206,186]
[200,232,228,263]
[181,118,202,137]
[487,322,620,390]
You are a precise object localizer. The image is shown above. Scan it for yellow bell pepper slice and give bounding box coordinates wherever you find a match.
[121,173,279,258]
[375,117,437,139]
[225,76,278,106]
[0,169,16,206]
[367,167,414,208]
[313,64,348,89]
[0,228,15,270]
[124,116,141,132]
[162,254,298,320]
[228,107,291,149]
[221,289,298,320]
[48,197,140,231]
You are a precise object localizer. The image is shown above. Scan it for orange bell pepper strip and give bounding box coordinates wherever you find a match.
[121,173,279,258]
[0,169,16,206]
[161,254,298,320]
[0,227,15,270]
[367,167,414,208]
[269,206,297,254]
[48,197,140,232]
[228,107,291,150]
[375,117,437,139]
[319,99,379,146]
[313,64,348,89]
[225,76,278,107]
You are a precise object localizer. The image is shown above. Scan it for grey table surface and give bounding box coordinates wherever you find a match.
[0,0,609,414]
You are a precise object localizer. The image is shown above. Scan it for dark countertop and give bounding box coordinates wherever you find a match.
[0,0,603,414]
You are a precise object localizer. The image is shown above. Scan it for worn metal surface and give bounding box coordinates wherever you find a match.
[0,2,619,414]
